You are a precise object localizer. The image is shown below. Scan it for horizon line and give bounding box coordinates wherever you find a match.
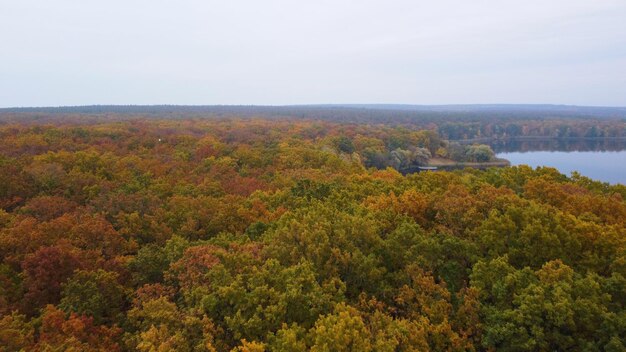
[2,103,626,110]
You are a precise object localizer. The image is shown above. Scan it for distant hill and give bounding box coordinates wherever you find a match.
[330,104,626,115]
[1,104,625,121]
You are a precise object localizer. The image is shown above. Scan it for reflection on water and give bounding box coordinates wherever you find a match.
[489,138,626,153]
[491,139,626,184]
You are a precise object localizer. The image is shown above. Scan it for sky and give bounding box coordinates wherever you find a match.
[1,0,626,107]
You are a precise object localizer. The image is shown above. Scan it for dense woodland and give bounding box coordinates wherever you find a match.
[0,115,625,351]
[2,104,625,140]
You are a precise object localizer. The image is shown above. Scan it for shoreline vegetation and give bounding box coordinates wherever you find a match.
[455,136,626,143]
[374,138,506,174]
[399,157,511,175]
[426,157,511,169]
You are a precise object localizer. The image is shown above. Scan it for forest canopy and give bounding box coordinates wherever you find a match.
[0,115,625,351]
[1,104,625,140]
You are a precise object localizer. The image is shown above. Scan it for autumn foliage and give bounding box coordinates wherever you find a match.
[0,117,624,351]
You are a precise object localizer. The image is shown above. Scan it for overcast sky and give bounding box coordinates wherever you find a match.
[1,0,625,107]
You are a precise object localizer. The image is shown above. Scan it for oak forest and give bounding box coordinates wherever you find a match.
[0,107,625,352]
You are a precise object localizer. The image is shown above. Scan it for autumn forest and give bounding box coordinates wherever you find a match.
[0,111,625,351]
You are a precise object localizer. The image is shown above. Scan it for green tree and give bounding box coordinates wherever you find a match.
[197,260,343,342]
[309,304,371,352]
[336,136,355,154]
[127,296,218,352]
[59,269,127,325]
[464,144,495,162]
[129,244,169,284]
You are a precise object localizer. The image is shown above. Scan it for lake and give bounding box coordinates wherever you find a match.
[490,139,626,185]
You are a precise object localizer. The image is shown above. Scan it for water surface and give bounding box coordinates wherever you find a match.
[489,139,626,184]
[497,150,626,184]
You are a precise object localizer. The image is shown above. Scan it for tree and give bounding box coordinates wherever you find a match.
[464,144,495,162]
[129,244,170,285]
[336,136,355,154]
[35,305,122,351]
[59,269,127,325]
[1,115,625,351]
[471,258,625,351]
[127,297,218,351]
[474,203,582,269]
[21,244,85,314]
[309,304,372,352]
[198,260,342,342]
[267,324,308,352]
[230,339,266,352]
[0,312,34,352]
[0,264,21,316]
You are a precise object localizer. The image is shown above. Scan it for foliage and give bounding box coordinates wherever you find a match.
[0,117,624,350]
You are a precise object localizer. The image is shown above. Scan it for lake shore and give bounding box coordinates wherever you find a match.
[455,136,626,145]
[426,157,511,170]
[401,157,511,174]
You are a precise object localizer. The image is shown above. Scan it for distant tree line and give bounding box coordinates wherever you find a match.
[1,105,625,140]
